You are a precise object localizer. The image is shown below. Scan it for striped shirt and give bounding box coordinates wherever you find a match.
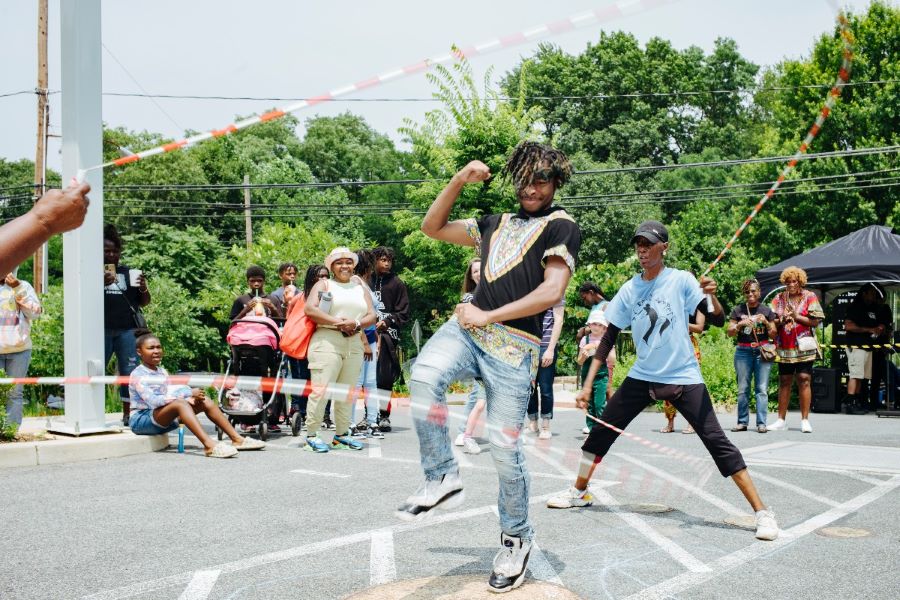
[540,300,565,349]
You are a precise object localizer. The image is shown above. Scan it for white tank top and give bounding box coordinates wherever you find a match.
[324,280,367,322]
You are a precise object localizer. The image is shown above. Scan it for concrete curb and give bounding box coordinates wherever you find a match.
[0,428,169,469]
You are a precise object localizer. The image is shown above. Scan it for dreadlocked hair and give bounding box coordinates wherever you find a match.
[502,141,573,193]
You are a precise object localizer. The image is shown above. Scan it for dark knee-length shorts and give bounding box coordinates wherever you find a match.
[582,377,746,477]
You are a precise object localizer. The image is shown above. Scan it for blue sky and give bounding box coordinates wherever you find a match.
[1,0,877,174]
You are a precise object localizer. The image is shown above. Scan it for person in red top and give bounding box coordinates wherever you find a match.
[769,266,824,433]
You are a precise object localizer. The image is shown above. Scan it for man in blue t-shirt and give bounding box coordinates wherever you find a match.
[547,220,780,544]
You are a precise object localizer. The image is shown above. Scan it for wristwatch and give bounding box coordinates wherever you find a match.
[355,318,361,331]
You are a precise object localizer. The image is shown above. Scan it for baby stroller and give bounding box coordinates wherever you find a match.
[216,316,287,441]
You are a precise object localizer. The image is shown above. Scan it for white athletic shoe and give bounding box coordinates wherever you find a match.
[547,486,594,509]
[538,420,552,439]
[755,508,779,541]
[768,418,786,431]
[488,533,532,593]
[454,432,465,447]
[462,436,481,455]
[395,471,465,521]
[581,426,591,434]
[801,419,813,433]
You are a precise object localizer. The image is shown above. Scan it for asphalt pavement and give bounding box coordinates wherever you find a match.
[1,402,898,599]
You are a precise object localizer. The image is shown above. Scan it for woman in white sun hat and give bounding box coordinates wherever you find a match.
[303,247,377,452]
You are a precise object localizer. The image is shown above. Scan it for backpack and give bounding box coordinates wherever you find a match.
[279,292,316,359]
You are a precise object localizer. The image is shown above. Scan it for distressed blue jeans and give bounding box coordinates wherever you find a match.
[734,346,772,427]
[105,328,139,400]
[410,319,534,541]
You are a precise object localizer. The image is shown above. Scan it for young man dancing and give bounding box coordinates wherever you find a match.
[546,220,779,543]
[396,142,581,592]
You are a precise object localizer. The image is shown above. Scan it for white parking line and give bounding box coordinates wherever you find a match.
[290,469,350,478]
[528,542,564,586]
[745,460,889,483]
[177,570,220,600]
[625,474,900,599]
[612,453,748,517]
[740,440,796,455]
[368,440,382,459]
[84,491,560,600]
[749,471,841,508]
[524,446,712,574]
[369,530,397,586]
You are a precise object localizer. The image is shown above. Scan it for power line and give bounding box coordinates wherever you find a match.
[105,178,432,191]
[575,145,900,176]
[561,177,900,208]
[100,166,899,211]
[95,79,900,102]
[3,79,898,103]
[102,43,185,132]
[561,166,900,201]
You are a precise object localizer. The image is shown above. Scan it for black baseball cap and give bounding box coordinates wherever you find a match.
[631,220,669,244]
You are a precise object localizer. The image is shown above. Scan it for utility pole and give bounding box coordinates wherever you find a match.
[33,0,49,293]
[243,174,253,250]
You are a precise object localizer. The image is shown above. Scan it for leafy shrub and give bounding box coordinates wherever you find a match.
[0,373,17,440]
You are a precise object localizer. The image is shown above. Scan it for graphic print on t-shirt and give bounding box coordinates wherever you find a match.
[632,295,676,351]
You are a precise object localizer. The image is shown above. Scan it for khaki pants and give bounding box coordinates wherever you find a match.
[305,328,364,437]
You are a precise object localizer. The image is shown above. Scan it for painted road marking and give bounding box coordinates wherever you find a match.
[290,469,350,478]
[84,491,560,600]
[368,440,383,459]
[749,471,841,508]
[625,475,900,599]
[177,570,220,600]
[612,453,749,517]
[524,446,711,574]
[369,530,397,586]
[528,542,564,586]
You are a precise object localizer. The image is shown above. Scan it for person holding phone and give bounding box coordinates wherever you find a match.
[103,224,151,427]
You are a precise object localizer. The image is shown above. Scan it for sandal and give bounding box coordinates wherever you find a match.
[730,424,748,432]
[660,424,675,433]
[682,426,696,434]
[205,442,238,458]
[233,437,266,451]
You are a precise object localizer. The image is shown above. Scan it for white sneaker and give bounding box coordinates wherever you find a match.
[801,419,812,433]
[768,418,786,431]
[488,533,532,593]
[547,486,594,509]
[454,432,465,447]
[582,426,591,434]
[755,508,779,541]
[395,471,465,521]
[538,420,552,439]
[462,436,481,455]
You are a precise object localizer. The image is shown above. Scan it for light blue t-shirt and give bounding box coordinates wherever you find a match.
[604,268,705,384]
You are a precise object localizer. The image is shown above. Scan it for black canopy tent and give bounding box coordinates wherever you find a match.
[756,225,900,302]
[756,224,900,414]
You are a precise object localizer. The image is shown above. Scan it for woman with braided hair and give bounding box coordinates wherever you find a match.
[396,141,581,592]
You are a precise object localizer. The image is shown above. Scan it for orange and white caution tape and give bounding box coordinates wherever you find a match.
[701,12,855,277]
[74,0,677,182]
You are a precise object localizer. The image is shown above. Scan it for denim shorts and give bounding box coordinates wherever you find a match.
[130,408,179,435]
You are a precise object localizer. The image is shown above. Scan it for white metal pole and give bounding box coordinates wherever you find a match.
[54,0,109,434]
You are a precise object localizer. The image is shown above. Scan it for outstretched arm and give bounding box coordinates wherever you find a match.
[420,161,490,247]
[0,183,91,275]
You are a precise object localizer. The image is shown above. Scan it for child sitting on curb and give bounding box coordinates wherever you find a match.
[128,332,265,457]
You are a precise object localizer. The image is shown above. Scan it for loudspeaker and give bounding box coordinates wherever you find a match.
[812,367,840,413]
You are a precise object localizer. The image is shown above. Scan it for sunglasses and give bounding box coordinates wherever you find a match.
[531,168,556,184]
